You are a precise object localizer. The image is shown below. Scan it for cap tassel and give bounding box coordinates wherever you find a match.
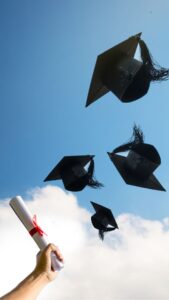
[99,229,104,240]
[99,227,116,240]
[131,124,144,144]
[139,39,169,82]
[113,124,144,154]
[87,158,104,188]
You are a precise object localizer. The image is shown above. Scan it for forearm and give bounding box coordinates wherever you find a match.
[1,270,48,300]
[0,244,63,300]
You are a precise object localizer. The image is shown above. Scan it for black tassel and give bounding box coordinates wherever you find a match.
[113,125,144,154]
[139,39,169,82]
[131,124,144,144]
[99,228,115,240]
[87,158,104,188]
[99,230,104,240]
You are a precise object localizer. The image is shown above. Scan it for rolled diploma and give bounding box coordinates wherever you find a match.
[9,196,63,271]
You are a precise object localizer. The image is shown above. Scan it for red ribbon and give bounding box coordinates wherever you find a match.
[29,215,47,237]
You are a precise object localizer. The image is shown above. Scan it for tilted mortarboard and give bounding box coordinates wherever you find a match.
[107,125,165,191]
[86,33,169,107]
[90,201,118,240]
[44,155,103,192]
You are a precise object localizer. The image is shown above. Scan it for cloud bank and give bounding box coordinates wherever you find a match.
[0,185,169,300]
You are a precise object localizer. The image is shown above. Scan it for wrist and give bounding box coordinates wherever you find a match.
[31,269,49,286]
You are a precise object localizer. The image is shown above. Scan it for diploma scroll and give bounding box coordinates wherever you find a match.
[10,196,64,271]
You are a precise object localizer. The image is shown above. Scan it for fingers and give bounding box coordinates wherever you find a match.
[45,243,64,262]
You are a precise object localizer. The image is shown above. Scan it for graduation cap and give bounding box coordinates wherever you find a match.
[107,125,165,191]
[44,155,103,192]
[86,33,169,107]
[91,201,118,240]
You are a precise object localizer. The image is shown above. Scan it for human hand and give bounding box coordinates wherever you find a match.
[34,244,64,282]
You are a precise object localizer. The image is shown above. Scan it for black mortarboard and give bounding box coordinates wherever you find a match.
[91,201,118,240]
[86,33,169,107]
[44,155,103,192]
[107,125,165,191]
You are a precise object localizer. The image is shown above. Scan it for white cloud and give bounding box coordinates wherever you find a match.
[0,185,169,300]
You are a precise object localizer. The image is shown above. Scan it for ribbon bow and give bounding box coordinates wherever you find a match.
[29,215,47,237]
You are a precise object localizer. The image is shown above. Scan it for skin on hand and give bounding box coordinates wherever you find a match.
[34,243,64,282]
[0,244,64,300]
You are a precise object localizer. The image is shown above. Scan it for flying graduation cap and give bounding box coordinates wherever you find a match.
[44,155,103,192]
[90,201,118,240]
[86,33,169,107]
[107,125,165,191]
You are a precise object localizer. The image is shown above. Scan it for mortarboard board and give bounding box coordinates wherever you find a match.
[90,201,118,240]
[107,125,165,191]
[86,33,169,107]
[44,155,103,192]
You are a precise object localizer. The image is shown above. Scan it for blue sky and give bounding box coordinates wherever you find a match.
[1,0,169,220]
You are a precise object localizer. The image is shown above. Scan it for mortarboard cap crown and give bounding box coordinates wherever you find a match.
[91,201,118,240]
[125,143,161,180]
[108,125,165,191]
[86,33,169,107]
[44,155,103,192]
